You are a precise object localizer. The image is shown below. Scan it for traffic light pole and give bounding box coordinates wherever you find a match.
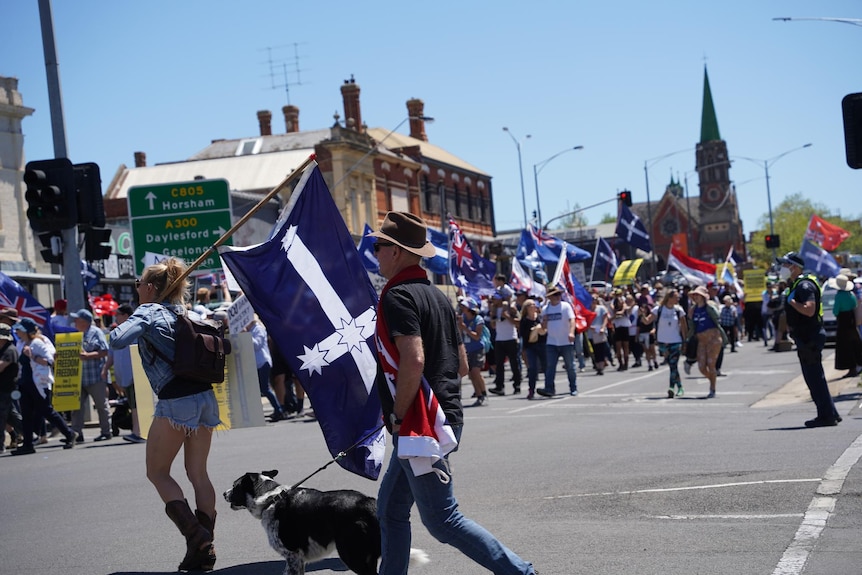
[38,0,85,312]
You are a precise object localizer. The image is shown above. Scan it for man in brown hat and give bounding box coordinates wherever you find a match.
[0,307,19,327]
[369,212,537,575]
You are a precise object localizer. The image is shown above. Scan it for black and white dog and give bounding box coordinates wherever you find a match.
[224,470,428,575]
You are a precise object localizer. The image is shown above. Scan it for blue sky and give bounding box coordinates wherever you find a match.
[3,1,859,242]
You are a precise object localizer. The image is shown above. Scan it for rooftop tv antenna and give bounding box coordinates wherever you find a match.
[261,43,309,105]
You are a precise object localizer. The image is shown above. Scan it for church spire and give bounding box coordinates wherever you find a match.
[700,65,721,143]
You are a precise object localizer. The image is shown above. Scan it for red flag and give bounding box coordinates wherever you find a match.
[805,215,850,251]
[551,244,597,332]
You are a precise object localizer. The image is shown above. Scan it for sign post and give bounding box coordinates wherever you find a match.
[128,179,233,276]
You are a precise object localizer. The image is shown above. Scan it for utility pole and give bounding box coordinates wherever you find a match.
[37,0,85,312]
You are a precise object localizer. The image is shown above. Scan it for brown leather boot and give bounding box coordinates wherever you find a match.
[164,500,213,571]
[192,510,217,571]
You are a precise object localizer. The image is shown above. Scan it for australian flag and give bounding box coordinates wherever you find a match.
[449,217,495,299]
[0,272,55,342]
[517,225,590,264]
[615,205,652,253]
[799,238,841,278]
[219,163,384,480]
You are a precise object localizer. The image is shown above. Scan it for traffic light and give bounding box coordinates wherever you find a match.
[619,190,633,207]
[84,227,112,261]
[843,93,862,170]
[765,234,781,249]
[74,162,105,228]
[24,158,77,232]
[37,231,63,264]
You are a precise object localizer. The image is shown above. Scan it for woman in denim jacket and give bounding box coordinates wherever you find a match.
[110,257,220,571]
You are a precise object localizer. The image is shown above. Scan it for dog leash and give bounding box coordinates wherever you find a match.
[289,422,386,491]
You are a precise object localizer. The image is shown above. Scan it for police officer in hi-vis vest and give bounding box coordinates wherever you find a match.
[777,252,841,427]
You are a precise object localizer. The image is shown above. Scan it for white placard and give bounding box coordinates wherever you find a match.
[227,294,255,332]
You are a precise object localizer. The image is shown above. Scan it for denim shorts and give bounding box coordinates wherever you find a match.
[154,390,221,431]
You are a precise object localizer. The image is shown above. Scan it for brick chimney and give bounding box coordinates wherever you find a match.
[341,75,362,132]
[134,151,147,167]
[282,105,299,133]
[257,110,272,136]
[406,98,428,141]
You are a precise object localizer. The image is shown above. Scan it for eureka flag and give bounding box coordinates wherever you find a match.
[615,205,652,253]
[804,215,851,251]
[799,238,842,278]
[219,163,385,480]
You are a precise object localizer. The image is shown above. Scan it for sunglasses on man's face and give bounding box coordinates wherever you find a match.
[373,241,394,253]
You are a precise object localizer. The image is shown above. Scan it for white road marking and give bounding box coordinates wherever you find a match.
[653,514,803,520]
[547,478,821,499]
[772,433,862,575]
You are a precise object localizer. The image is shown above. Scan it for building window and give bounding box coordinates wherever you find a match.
[235,138,262,156]
[466,186,474,220]
[423,176,433,212]
[453,184,461,217]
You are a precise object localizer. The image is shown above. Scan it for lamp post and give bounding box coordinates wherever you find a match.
[643,147,695,276]
[502,127,531,229]
[532,145,584,229]
[734,143,813,260]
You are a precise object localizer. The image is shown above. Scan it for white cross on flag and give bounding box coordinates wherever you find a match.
[615,204,652,253]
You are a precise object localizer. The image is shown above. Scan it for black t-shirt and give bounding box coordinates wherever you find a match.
[0,342,17,393]
[785,276,822,337]
[378,279,464,426]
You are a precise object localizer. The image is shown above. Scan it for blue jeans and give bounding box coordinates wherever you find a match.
[524,344,544,391]
[544,343,577,393]
[257,363,282,415]
[377,426,534,575]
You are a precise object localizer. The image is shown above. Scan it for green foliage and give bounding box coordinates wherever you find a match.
[748,192,861,268]
[599,212,616,224]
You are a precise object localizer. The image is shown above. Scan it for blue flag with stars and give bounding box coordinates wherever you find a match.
[219,163,384,480]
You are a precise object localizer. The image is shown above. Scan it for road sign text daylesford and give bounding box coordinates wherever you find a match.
[128,179,233,275]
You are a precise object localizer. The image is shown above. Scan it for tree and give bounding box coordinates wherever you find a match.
[599,212,616,224]
[747,192,861,268]
[549,203,589,229]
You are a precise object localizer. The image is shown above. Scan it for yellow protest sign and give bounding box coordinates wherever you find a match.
[130,332,264,438]
[743,269,766,303]
[613,259,644,286]
[52,332,82,412]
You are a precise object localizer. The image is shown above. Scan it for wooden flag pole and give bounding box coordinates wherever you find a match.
[164,154,316,295]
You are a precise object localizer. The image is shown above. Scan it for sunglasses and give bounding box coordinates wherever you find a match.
[373,241,394,253]
[134,279,152,288]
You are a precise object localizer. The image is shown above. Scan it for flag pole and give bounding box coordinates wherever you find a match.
[589,238,600,283]
[165,154,317,295]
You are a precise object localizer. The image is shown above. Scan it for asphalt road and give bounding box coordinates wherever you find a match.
[3,340,862,575]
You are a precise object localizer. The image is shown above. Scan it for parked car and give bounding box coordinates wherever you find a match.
[821,286,837,344]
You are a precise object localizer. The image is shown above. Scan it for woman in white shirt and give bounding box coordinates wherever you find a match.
[653,289,689,398]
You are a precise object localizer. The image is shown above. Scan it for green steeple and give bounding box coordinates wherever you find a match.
[700,66,721,143]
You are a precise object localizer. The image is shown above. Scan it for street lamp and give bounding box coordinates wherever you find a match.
[643,147,695,274]
[734,143,813,259]
[502,127,531,229]
[532,145,584,229]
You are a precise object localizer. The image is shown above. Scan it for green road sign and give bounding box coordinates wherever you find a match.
[128,179,233,276]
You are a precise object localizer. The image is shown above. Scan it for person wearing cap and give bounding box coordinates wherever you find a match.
[457,297,489,406]
[109,257,219,570]
[778,252,841,427]
[11,318,78,455]
[369,212,538,575]
[688,285,727,398]
[69,308,112,442]
[827,274,862,378]
[50,299,72,331]
[0,323,23,454]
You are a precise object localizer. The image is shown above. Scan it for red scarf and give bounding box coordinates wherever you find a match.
[375,265,457,481]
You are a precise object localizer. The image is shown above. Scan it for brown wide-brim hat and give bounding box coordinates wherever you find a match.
[546,286,563,297]
[366,211,436,258]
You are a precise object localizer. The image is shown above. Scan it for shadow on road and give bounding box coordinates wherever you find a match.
[109,558,349,575]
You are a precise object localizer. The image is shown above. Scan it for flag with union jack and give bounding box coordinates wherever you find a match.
[0,272,55,341]
[448,217,495,299]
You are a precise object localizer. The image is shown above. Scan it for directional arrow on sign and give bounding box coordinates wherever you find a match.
[145,192,157,210]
